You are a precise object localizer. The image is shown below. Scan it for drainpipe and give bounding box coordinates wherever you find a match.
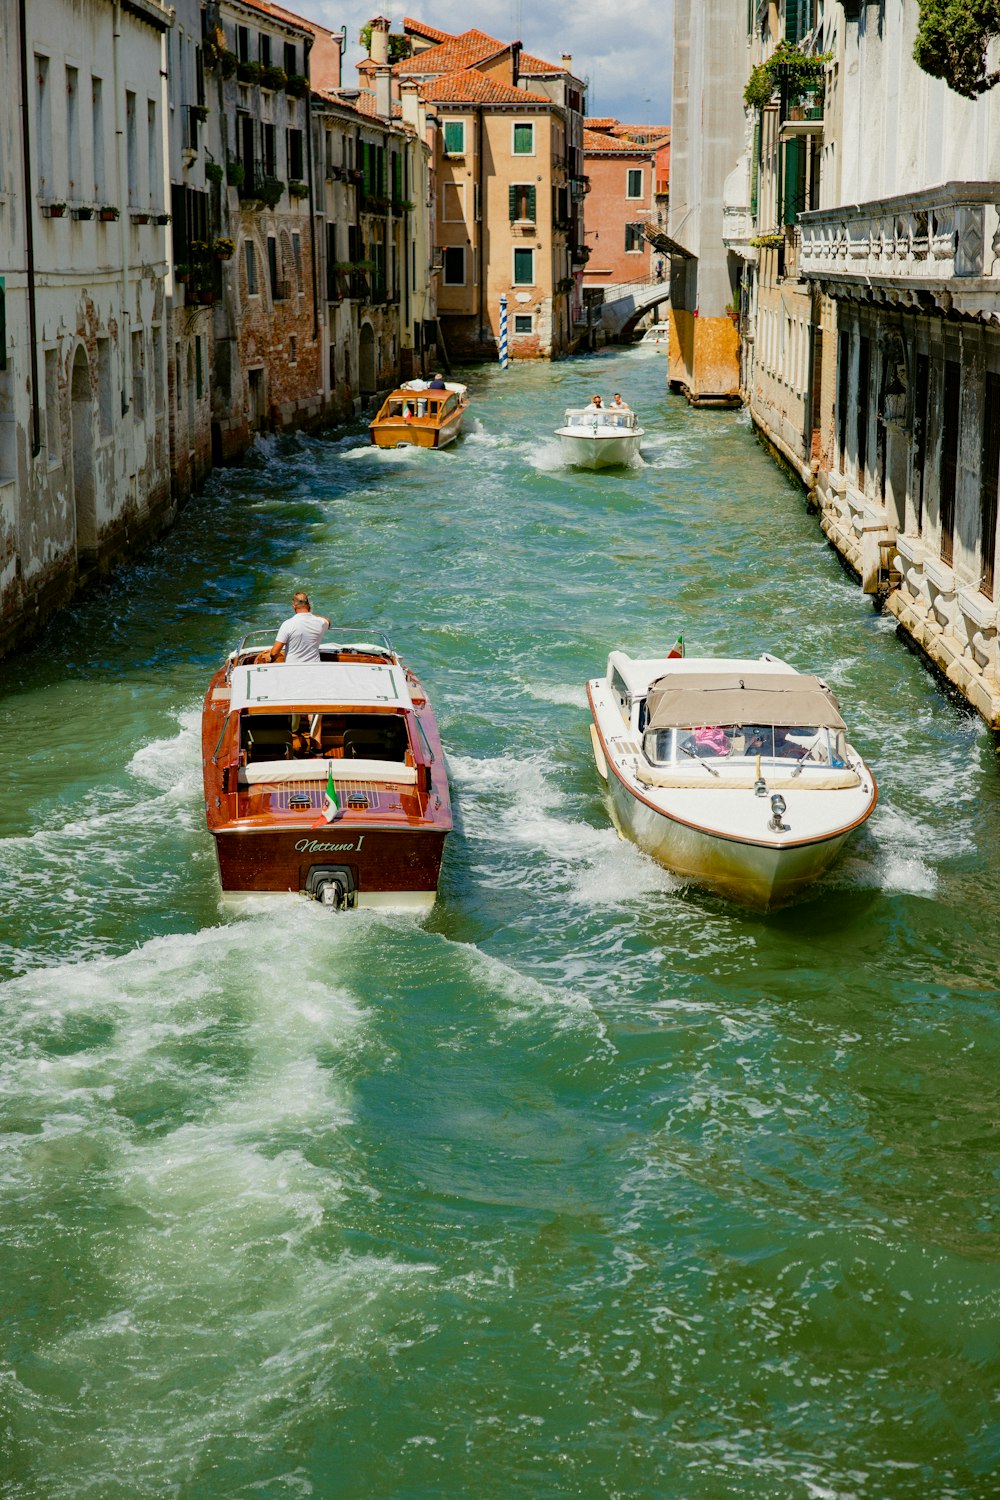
[476,104,485,344]
[304,34,319,342]
[113,1,132,414]
[17,0,41,456]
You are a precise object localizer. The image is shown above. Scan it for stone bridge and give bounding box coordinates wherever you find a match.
[597,277,671,338]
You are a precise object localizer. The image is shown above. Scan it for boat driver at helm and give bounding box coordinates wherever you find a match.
[259,592,331,664]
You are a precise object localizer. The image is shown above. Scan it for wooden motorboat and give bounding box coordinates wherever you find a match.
[202,630,452,911]
[369,381,468,449]
[587,648,877,909]
[555,407,644,469]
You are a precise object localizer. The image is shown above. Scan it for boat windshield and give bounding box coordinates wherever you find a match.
[643,724,849,766]
[563,410,635,430]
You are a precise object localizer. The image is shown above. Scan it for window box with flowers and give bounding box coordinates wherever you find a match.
[73,205,95,220]
[43,201,67,218]
[237,59,263,84]
[131,209,151,224]
[99,205,119,221]
[288,180,309,200]
[212,237,236,260]
[285,72,309,98]
[261,64,287,91]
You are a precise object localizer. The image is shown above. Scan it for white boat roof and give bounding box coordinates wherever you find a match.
[607,651,798,696]
[230,661,413,713]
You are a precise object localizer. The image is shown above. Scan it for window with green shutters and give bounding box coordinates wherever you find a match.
[750,118,761,217]
[443,120,465,155]
[513,247,534,284]
[512,122,534,155]
[782,137,801,226]
[362,142,373,196]
[509,184,536,221]
[393,152,402,201]
[784,0,813,44]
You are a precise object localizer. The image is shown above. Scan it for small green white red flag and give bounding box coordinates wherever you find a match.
[667,634,684,659]
[322,763,340,822]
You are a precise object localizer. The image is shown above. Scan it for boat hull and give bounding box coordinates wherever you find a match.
[602,764,853,908]
[370,413,464,449]
[211,824,448,910]
[557,432,642,469]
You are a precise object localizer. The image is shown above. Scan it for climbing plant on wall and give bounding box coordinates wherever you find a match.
[914,0,1000,98]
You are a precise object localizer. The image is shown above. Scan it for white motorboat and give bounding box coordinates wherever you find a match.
[638,321,670,351]
[587,649,877,909]
[555,408,644,469]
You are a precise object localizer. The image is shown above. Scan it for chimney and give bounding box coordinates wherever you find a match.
[375,64,392,119]
[511,40,521,86]
[561,54,572,70]
[400,80,420,131]
[369,15,390,66]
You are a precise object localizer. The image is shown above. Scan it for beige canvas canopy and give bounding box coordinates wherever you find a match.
[646,672,847,730]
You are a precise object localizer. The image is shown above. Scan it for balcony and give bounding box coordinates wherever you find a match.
[799,183,1000,316]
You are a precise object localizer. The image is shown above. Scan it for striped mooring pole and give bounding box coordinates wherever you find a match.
[499,294,509,369]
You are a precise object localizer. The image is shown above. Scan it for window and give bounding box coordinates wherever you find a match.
[259,33,272,67]
[940,359,960,566]
[514,314,533,334]
[980,372,1000,598]
[912,353,929,534]
[131,331,145,420]
[513,247,534,285]
[442,119,465,155]
[509,184,536,222]
[195,335,203,400]
[245,239,258,295]
[147,99,158,209]
[237,26,250,63]
[443,246,465,285]
[262,122,276,178]
[66,68,80,200]
[287,127,304,181]
[856,334,870,488]
[126,90,137,204]
[512,121,534,155]
[97,337,112,436]
[284,41,297,75]
[442,182,465,222]
[292,232,301,274]
[92,77,105,200]
[267,236,279,298]
[289,335,297,366]
[626,167,642,198]
[44,348,60,462]
[35,55,52,194]
[625,222,645,252]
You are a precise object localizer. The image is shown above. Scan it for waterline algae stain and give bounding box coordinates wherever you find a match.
[1,351,998,1497]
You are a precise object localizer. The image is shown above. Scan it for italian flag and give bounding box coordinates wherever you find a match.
[667,634,684,659]
[322,763,340,822]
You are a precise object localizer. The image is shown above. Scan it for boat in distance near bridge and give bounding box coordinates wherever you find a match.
[587,649,877,909]
[637,321,670,351]
[555,407,644,469]
[202,629,452,911]
[369,380,468,449]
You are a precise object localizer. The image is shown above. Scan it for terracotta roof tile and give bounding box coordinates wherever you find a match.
[403,17,454,44]
[585,117,617,130]
[229,0,314,36]
[518,51,561,74]
[419,67,551,106]
[394,28,506,77]
[583,126,651,154]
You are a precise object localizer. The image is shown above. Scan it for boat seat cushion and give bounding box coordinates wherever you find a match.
[635,764,862,791]
[239,758,418,786]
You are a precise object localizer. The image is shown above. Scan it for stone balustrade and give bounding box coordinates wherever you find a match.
[799,182,1000,287]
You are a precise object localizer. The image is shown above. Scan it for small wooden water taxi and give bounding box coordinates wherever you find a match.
[369,381,468,449]
[202,629,452,911]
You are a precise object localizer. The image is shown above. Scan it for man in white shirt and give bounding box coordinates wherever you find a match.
[261,592,331,663]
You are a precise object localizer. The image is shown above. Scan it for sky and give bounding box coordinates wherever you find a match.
[292,0,673,125]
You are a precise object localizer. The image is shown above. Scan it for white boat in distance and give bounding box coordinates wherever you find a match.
[555,408,644,469]
[638,321,670,350]
[587,649,877,909]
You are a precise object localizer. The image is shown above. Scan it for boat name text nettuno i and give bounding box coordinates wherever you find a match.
[294,836,365,853]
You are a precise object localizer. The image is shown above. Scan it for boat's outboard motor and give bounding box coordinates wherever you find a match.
[305,865,357,910]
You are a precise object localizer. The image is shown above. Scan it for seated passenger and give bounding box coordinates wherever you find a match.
[428,372,446,390]
[609,393,630,410]
[692,725,730,757]
[583,394,604,414]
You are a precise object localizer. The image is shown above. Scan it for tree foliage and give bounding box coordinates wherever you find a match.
[358,24,413,63]
[913,0,1000,98]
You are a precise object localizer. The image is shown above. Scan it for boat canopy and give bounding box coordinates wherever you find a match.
[646,672,846,730]
[230,661,413,714]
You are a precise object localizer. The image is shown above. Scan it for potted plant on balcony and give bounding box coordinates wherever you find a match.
[236,59,263,84]
[285,72,309,98]
[175,263,191,283]
[205,160,225,186]
[155,211,171,225]
[256,177,284,208]
[226,159,245,190]
[288,179,309,200]
[73,205,95,220]
[219,49,238,80]
[191,103,209,123]
[99,204,119,221]
[261,64,287,91]
[212,236,236,260]
[131,208,151,224]
[43,201,67,218]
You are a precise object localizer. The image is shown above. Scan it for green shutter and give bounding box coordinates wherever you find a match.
[509,185,518,220]
[783,137,801,226]
[363,143,373,196]
[750,118,760,218]
[393,153,402,200]
[527,185,536,221]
